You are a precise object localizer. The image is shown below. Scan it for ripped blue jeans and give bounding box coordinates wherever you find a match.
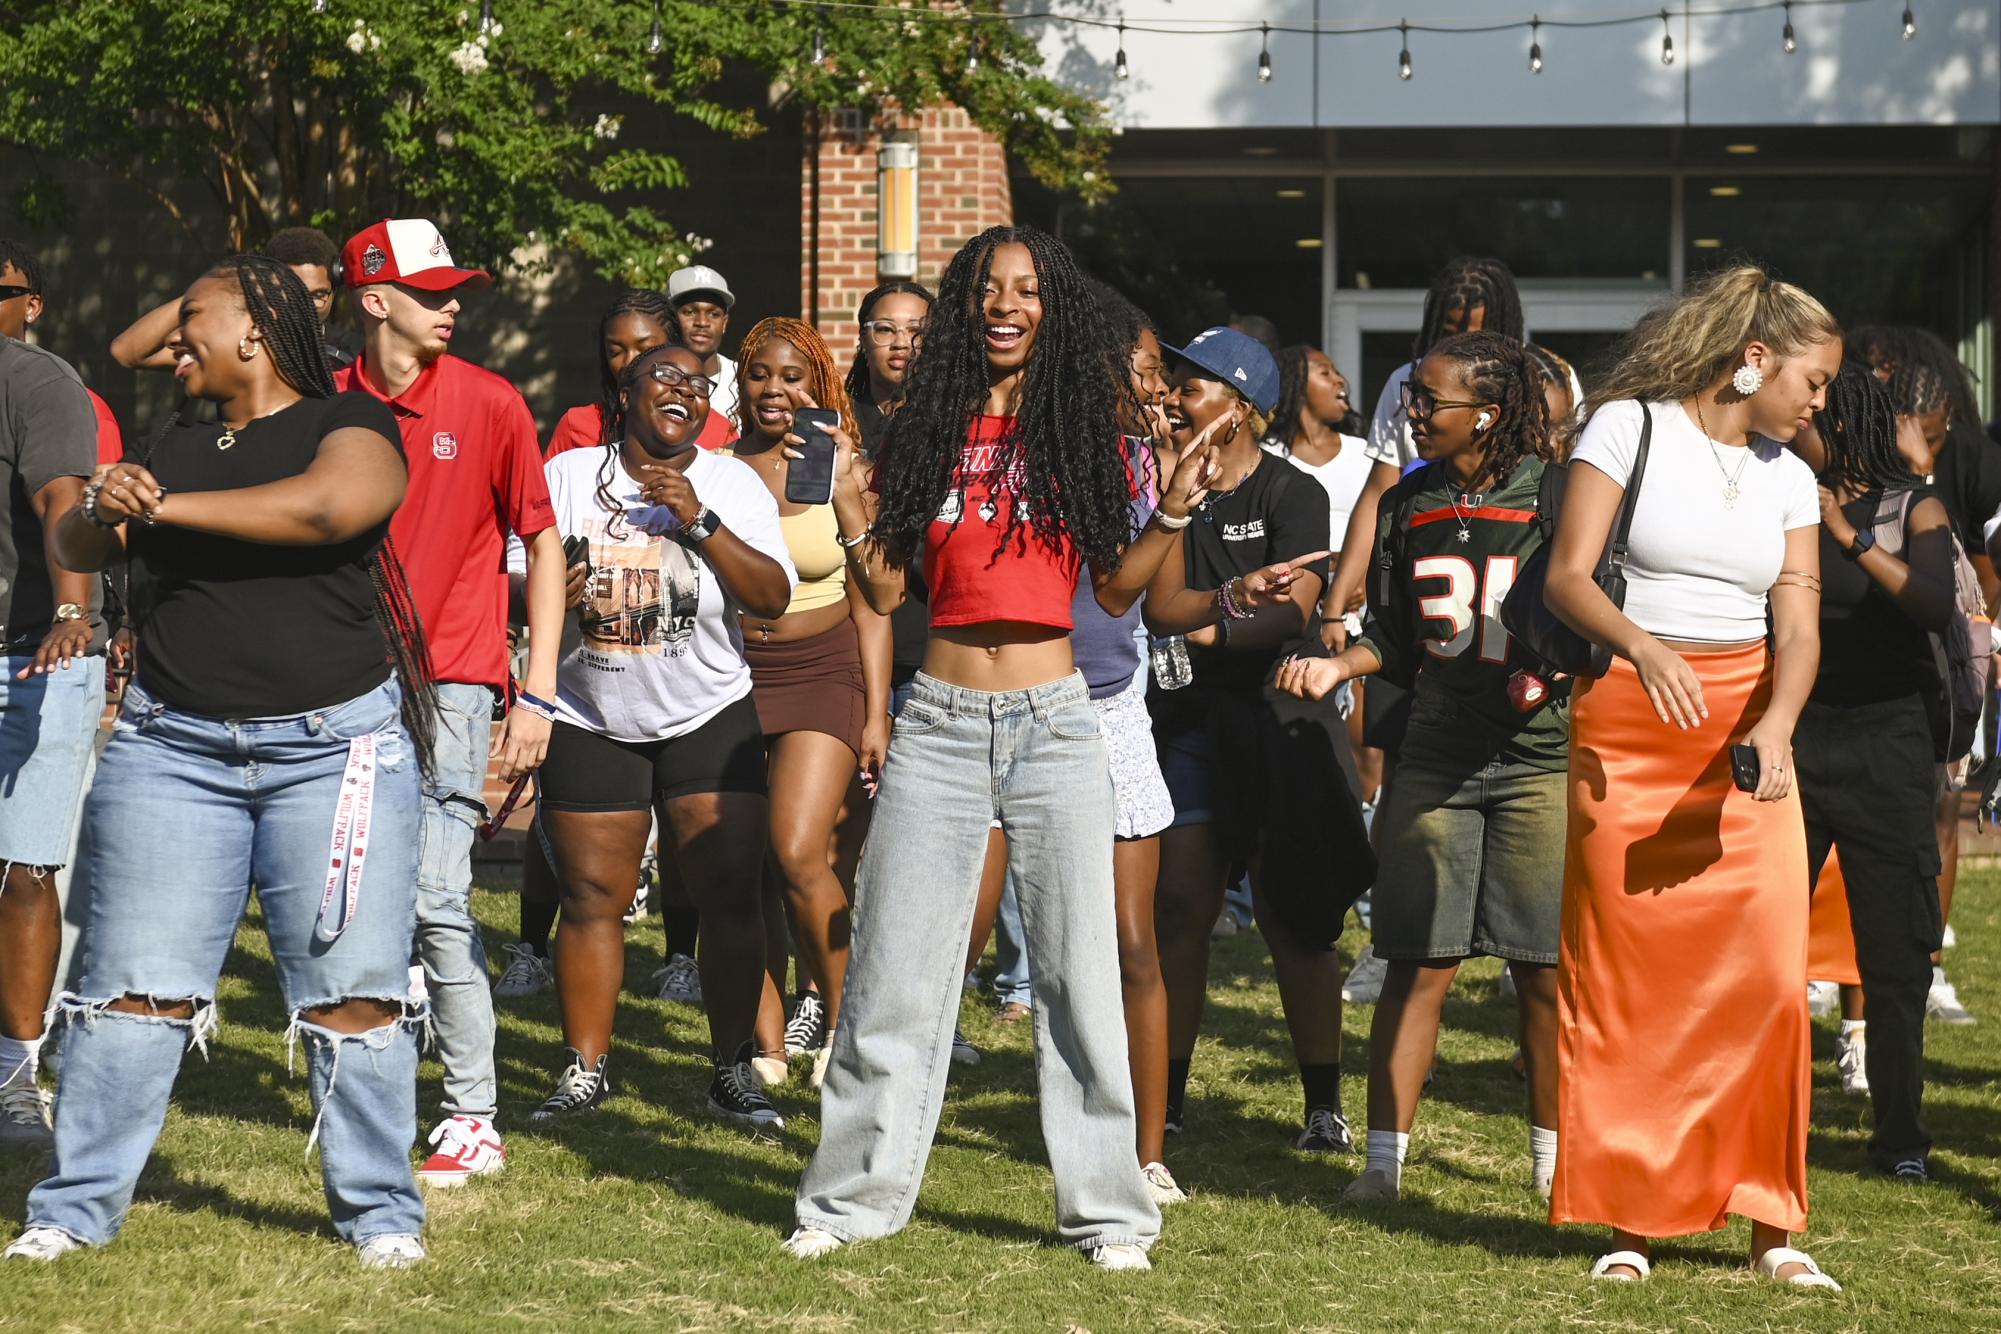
[24,678,425,1247]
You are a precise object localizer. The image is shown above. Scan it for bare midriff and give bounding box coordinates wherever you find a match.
[740,596,851,646]
[1658,637,1768,654]
[923,622,1076,692]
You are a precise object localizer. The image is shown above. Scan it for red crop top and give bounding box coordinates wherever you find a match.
[922,416,1081,630]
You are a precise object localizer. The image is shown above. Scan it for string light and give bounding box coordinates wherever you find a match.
[477,0,495,37]
[1781,1,1796,51]
[812,11,826,65]
[1659,9,1674,65]
[1529,16,1543,73]
[1398,21,1413,80]
[1902,4,1917,39]
[965,23,980,73]
[311,0,327,12]
[1257,22,1272,82]
[1114,18,1129,80]
[648,0,663,55]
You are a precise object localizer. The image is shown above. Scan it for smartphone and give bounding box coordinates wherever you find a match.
[561,534,590,568]
[786,408,840,506]
[1730,743,1761,793]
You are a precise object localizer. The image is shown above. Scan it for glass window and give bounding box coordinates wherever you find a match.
[1336,176,1672,290]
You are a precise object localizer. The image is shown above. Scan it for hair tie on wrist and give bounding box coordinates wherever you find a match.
[1153,510,1192,531]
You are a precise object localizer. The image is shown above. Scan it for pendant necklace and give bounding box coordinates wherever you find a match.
[1695,400,1751,509]
[216,404,287,451]
[1451,491,1485,543]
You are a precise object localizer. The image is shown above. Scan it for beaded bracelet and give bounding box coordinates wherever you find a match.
[1153,510,1193,532]
[1217,577,1255,621]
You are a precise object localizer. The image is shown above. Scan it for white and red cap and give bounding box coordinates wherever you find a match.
[341,218,491,292]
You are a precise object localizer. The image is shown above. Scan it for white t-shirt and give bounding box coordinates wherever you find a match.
[1569,399,1820,644]
[509,447,796,742]
[1265,435,1374,552]
[1364,362,1418,470]
[708,354,741,431]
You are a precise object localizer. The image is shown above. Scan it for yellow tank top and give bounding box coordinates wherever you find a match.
[717,446,848,615]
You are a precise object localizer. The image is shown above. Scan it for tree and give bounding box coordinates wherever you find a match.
[0,0,1111,285]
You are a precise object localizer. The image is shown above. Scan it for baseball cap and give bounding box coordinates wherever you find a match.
[341,219,491,292]
[1164,326,1280,415]
[667,264,735,311]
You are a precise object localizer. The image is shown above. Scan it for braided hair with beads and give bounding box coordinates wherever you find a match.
[1423,331,1552,491]
[139,254,437,762]
[1413,257,1525,363]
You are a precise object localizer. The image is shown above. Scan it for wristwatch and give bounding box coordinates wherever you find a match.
[680,507,722,544]
[1842,528,1876,562]
[52,603,85,624]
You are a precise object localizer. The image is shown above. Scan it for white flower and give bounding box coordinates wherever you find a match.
[458,9,471,25]
[683,233,713,254]
[346,29,368,54]
[592,114,622,141]
[449,40,489,75]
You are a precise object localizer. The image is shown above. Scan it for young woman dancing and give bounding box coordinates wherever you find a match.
[783,226,1286,1270]
[522,343,796,1130]
[1543,264,1839,1290]
[1275,332,1566,1204]
[13,255,435,1268]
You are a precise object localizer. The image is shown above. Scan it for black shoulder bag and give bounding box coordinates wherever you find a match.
[1499,403,1652,679]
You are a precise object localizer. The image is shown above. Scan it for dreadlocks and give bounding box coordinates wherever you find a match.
[844,281,933,406]
[181,255,437,762]
[734,316,855,442]
[870,225,1139,572]
[595,289,676,445]
[1425,331,1552,490]
[1413,257,1524,363]
[1813,363,1913,497]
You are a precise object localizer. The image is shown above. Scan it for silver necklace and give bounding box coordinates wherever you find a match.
[1694,399,1752,508]
[1450,491,1486,543]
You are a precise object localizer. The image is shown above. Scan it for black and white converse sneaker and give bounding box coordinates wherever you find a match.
[531,1048,609,1121]
[784,992,827,1060]
[1295,1105,1353,1153]
[709,1051,785,1131]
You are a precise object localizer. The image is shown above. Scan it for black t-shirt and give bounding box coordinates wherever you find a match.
[127,393,405,717]
[1928,421,2001,548]
[856,398,930,683]
[1814,486,1940,706]
[1174,450,1331,694]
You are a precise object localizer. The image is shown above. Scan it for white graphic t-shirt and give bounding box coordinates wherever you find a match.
[511,446,795,742]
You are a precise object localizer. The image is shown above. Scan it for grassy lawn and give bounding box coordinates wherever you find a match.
[2,869,1999,1332]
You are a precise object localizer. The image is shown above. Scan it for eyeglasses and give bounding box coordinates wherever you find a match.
[645,362,715,397]
[0,285,33,302]
[865,321,927,347]
[1399,379,1488,423]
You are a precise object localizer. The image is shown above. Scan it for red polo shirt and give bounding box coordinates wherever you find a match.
[335,353,554,689]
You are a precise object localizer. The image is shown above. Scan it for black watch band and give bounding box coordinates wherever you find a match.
[1843,528,1876,561]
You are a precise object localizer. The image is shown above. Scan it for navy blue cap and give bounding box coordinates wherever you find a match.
[1163,326,1281,415]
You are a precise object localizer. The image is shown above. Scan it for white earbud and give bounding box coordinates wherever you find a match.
[1476,412,1492,430]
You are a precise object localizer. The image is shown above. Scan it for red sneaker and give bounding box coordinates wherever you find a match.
[416,1115,504,1187]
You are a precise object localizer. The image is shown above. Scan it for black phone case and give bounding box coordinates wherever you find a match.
[1730,744,1761,793]
[786,410,839,505]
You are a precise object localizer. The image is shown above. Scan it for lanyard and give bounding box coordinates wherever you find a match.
[315,733,377,943]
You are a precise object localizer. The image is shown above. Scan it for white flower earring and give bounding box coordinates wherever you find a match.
[1732,362,1764,395]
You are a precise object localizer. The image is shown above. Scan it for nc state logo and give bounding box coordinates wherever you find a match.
[361,243,388,277]
[432,432,459,460]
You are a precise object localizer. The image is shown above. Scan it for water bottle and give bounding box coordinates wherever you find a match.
[1150,635,1194,691]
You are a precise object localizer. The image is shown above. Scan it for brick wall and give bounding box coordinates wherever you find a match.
[801,105,1013,373]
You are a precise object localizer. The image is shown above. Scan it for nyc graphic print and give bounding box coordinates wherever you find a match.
[576,511,701,658]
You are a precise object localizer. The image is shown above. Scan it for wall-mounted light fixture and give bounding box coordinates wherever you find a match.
[877,138,920,280]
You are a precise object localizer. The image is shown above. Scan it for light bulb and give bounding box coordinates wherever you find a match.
[1903,6,1917,39]
[311,0,328,12]
[1782,3,1796,53]
[648,4,663,56]
[1529,19,1543,74]
[1396,22,1411,81]
[1114,22,1128,80]
[1257,24,1272,83]
[812,29,824,63]
[477,0,494,36]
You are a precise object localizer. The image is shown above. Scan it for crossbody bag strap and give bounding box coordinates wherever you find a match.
[1603,401,1653,577]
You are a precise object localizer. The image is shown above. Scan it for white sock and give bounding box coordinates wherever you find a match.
[0,1034,39,1086]
[1841,1019,1867,1038]
[1366,1129,1409,1188]
[1529,1124,1558,1193]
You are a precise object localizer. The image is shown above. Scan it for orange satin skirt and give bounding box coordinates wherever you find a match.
[1807,858,1861,987]
[1551,644,1810,1237]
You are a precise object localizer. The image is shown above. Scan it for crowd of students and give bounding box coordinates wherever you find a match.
[0,217,1989,1288]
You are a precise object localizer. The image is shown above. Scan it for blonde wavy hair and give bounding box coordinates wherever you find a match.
[1591,264,1841,415]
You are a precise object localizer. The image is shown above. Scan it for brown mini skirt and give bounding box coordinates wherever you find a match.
[743,616,866,757]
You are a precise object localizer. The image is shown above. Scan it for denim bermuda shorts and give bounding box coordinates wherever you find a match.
[1371,759,1566,964]
[0,653,106,868]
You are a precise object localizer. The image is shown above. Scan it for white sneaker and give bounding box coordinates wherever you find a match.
[1089,1242,1152,1271]
[624,876,649,925]
[1928,965,1976,1025]
[3,1227,80,1261]
[356,1233,427,1269]
[416,1115,505,1186]
[1141,1161,1187,1205]
[0,1071,53,1148]
[492,943,553,999]
[653,953,703,1005]
[1837,1031,1870,1095]
[750,1055,790,1090]
[1807,980,1839,1018]
[782,1226,845,1260]
[809,1044,833,1092]
[1342,946,1387,1005]
[1942,923,1957,949]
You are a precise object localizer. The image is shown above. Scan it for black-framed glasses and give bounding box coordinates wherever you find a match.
[1399,378,1487,422]
[864,320,927,347]
[645,362,715,398]
[0,285,33,303]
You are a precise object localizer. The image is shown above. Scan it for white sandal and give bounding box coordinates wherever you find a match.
[1589,1250,1651,1281]
[1755,1246,1842,1292]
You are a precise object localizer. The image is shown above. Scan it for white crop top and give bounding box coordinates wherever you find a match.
[1569,399,1819,643]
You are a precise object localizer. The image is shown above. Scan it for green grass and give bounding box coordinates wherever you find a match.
[3,872,2000,1332]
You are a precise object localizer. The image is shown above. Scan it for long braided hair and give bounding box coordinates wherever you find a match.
[843,281,933,406]
[594,289,676,445]
[733,316,855,442]
[1424,331,1552,490]
[870,225,1139,571]
[1413,257,1525,363]
[140,255,437,760]
[1885,326,1979,427]
[1815,363,1919,496]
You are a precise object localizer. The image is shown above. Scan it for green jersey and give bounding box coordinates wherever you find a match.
[1354,457,1570,774]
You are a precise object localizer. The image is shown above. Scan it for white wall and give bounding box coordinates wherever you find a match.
[1021,0,2001,128]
